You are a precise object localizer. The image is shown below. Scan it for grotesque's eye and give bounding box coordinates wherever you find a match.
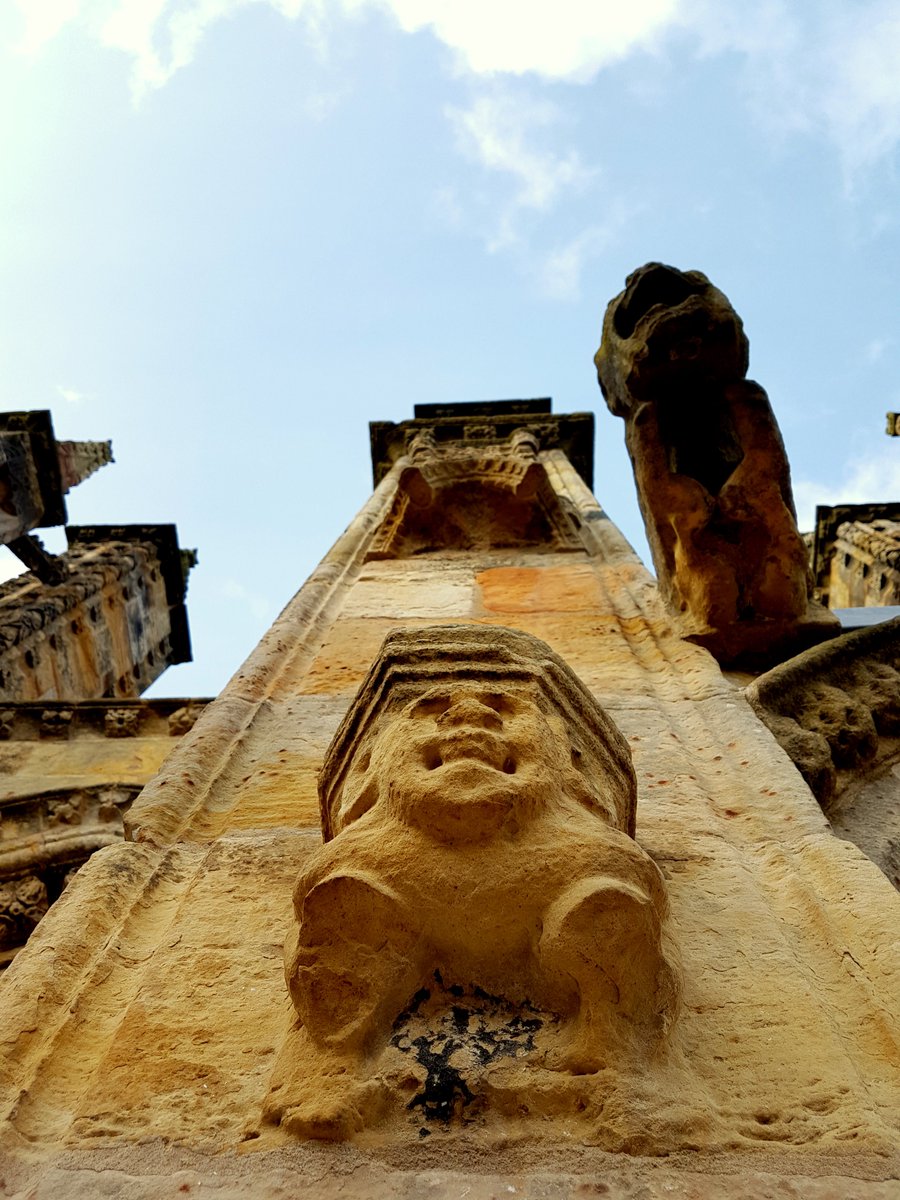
[410,695,451,719]
[481,693,513,715]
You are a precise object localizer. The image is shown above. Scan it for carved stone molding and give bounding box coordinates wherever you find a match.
[369,399,594,490]
[166,703,203,737]
[595,263,838,666]
[268,626,680,1138]
[40,707,73,738]
[0,697,210,742]
[0,782,142,964]
[747,616,900,887]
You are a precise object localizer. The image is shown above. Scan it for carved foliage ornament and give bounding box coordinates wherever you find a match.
[272,626,680,1138]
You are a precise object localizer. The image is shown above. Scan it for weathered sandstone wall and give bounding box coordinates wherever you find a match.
[0,441,897,1198]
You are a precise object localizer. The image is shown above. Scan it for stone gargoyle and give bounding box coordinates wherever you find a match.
[265,625,680,1139]
[595,262,838,665]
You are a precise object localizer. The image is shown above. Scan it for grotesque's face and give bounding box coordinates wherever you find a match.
[335,679,613,842]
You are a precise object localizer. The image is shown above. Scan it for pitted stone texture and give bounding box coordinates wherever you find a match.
[0,834,312,1148]
[595,263,838,665]
[5,442,895,1184]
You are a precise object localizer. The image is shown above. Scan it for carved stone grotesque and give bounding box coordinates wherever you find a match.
[268,625,679,1139]
[595,262,838,664]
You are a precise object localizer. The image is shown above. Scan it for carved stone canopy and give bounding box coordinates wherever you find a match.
[318,624,637,840]
[366,426,582,558]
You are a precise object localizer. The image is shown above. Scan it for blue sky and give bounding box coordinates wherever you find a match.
[1,0,898,696]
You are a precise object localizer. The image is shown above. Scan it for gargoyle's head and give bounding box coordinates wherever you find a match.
[595,262,749,416]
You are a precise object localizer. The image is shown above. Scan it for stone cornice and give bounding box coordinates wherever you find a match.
[369,400,594,490]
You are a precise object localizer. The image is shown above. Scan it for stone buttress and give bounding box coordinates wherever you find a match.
[0,398,897,1197]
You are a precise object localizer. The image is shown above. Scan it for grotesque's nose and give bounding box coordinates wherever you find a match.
[436,696,502,731]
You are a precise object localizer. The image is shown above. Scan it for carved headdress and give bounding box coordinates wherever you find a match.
[318,624,637,839]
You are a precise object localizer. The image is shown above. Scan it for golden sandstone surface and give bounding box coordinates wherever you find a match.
[0,283,898,1195]
[0,481,897,1194]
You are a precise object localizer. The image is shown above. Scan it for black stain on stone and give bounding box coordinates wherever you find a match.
[390,971,545,1130]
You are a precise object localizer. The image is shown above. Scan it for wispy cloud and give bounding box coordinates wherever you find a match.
[13,0,682,89]
[12,0,81,56]
[688,0,900,183]
[446,90,595,251]
[222,578,272,621]
[11,1,900,178]
[13,0,323,98]
[536,203,634,301]
[56,384,88,405]
[794,443,900,531]
[865,337,893,365]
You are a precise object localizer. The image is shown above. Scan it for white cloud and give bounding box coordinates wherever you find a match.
[12,0,900,176]
[815,2,900,179]
[13,0,82,55]
[375,0,682,79]
[794,444,900,532]
[13,0,324,98]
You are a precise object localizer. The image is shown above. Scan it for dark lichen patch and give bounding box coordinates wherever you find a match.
[390,972,548,1133]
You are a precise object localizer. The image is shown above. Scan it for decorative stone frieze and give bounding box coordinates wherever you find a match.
[0,874,48,956]
[40,707,73,738]
[0,698,210,964]
[269,625,679,1138]
[596,263,838,665]
[369,398,594,490]
[747,615,900,887]
[105,707,140,737]
[0,783,139,964]
[167,703,203,736]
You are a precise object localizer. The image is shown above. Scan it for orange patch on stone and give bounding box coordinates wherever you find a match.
[476,565,604,614]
